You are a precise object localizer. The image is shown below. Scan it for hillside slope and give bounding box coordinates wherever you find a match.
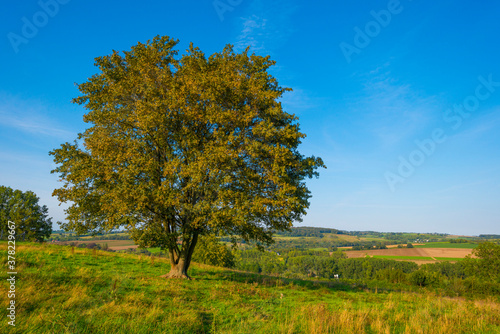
[1,243,500,333]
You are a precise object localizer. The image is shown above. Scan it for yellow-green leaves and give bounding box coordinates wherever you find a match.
[50,35,325,273]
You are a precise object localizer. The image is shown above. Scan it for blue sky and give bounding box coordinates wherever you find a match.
[1,0,500,235]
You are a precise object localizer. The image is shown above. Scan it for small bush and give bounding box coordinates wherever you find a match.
[192,235,235,268]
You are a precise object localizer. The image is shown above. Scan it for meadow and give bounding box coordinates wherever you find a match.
[2,242,500,333]
[415,242,478,249]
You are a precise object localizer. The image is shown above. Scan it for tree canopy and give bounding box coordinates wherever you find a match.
[50,35,325,278]
[0,185,53,242]
[466,241,500,282]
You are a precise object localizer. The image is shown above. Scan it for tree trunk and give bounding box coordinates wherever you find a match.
[163,258,191,279]
[161,232,198,279]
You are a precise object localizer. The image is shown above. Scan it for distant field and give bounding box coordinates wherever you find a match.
[435,257,465,261]
[335,235,361,242]
[58,239,170,253]
[359,237,389,242]
[415,242,478,249]
[59,239,136,250]
[52,232,131,239]
[372,255,434,261]
[309,247,329,251]
[346,247,473,263]
[274,236,318,241]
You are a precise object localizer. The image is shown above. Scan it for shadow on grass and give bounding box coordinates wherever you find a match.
[198,311,214,333]
[193,266,361,293]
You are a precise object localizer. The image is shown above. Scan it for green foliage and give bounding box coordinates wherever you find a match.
[464,241,500,282]
[49,35,325,277]
[274,226,338,238]
[478,234,500,239]
[192,235,235,268]
[374,268,408,284]
[409,269,441,287]
[406,243,414,248]
[49,231,132,242]
[0,185,53,242]
[336,257,418,280]
[420,261,467,279]
[234,248,421,282]
[450,238,468,244]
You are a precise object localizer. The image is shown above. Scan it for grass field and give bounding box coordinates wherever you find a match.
[415,242,478,249]
[147,247,163,254]
[308,247,329,251]
[333,234,361,242]
[2,242,500,333]
[434,257,465,261]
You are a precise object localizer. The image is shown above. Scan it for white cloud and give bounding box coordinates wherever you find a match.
[449,108,500,141]
[233,0,296,54]
[343,68,442,151]
[0,93,75,139]
[234,15,269,53]
[279,88,318,116]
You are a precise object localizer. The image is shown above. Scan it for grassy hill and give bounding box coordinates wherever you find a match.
[2,242,500,333]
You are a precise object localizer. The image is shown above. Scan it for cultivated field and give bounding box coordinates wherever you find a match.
[346,247,474,264]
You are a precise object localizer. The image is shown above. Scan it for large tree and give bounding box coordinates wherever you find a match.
[50,35,325,278]
[0,186,53,242]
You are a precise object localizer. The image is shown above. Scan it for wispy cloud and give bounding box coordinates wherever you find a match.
[0,93,74,139]
[279,88,319,116]
[233,0,296,54]
[0,151,52,168]
[338,203,433,210]
[234,15,269,53]
[350,67,441,149]
[433,179,490,195]
[449,107,500,141]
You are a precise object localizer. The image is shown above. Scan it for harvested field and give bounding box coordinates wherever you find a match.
[345,247,474,263]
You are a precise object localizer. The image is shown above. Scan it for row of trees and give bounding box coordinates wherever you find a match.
[234,248,418,280]
[266,237,393,250]
[228,242,500,296]
[274,227,338,238]
[50,233,131,242]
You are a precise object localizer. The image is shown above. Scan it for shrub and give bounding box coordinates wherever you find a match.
[409,269,440,287]
[192,235,235,268]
